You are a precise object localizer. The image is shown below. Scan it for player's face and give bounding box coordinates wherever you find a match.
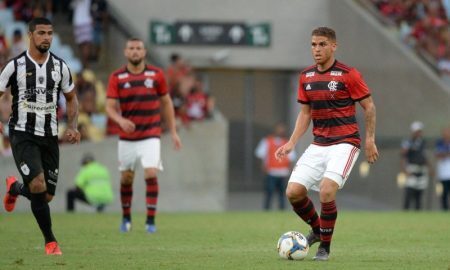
[29,25,53,54]
[311,35,336,65]
[125,40,146,66]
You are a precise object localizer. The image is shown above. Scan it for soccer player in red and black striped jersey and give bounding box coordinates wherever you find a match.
[275,27,378,261]
[106,38,182,233]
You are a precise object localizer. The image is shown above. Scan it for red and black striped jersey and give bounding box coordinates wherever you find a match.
[107,64,168,141]
[297,60,370,148]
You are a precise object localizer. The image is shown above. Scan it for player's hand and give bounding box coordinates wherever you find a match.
[65,127,81,144]
[119,119,135,134]
[275,141,294,162]
[171,132,182,151]
[365,140,379,164]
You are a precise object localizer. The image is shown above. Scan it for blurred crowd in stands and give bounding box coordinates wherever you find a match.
[371,0,450,82]
[0,0,215,156]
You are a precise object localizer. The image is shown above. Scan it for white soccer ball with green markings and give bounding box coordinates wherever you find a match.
[277,231,309,260]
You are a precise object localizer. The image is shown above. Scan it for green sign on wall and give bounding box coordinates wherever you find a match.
[150,21,270,47]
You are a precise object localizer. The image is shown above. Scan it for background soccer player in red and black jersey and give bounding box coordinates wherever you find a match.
[275,27,378,261]
[106,38,182,233]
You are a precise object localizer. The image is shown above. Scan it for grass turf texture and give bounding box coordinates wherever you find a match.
[0,211,449,270]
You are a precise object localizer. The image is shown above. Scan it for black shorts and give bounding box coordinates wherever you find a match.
[10,130,59,196]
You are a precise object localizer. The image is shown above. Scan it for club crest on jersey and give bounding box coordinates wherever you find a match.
[20,162,30,176]
[330,71,342,76]
[38,76,44,84]
[144,78,154,88]
[305,71,315,77]
[51,70,61,82]
[328,81,338,91]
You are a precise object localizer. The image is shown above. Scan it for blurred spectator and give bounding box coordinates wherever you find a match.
[372,0,450,80]
[166,53,191,92]
[9,29,27,58]
[0,27,9,69]
[255,123,296,210]
[435,126,450,211]
[66,153,113,212]
[72,0,93,68]
[90,0,108,61]
[400,121,432,211]
[186,80,214,120]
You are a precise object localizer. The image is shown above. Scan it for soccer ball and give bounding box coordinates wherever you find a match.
[277,231,309,260]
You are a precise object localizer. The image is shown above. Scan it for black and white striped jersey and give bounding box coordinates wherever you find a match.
[0,50,74,137]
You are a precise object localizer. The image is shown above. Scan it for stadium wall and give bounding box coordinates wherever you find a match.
[107,0,330,69]
[0,118,228,213]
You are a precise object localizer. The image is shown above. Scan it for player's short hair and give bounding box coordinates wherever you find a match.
[311,27,336,41]
[127,37,144,43]
[28,17,52,32]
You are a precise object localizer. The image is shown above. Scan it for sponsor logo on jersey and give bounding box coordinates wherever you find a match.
[118,73,129,79]
[144,71,156,77]
[306,84,312,90]
[306,71,315,77]
[20,162,30,176]
[124,82,131,88]
[38,76,44,84]
[330,71,342,76]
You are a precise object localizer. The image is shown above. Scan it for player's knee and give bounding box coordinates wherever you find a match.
[319,183,337,202]
[45,194,54,202]
[28,175,46,193]
[121,171,134,185]
[144,168,158,179]
[286,184,307,203]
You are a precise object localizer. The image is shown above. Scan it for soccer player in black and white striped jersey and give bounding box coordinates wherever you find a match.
[0,17,80,255]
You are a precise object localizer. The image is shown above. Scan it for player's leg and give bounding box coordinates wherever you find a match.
[315,177,339,260]
[120,170,134,232]
[314,144,360,261]
[140,138,163,233]
[40,135,62,255]
[4,131,33,211]
[143,167,159,233]
[287,144,325,246]
[118,140,138,232]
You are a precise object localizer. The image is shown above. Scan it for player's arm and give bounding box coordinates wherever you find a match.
[160,94,182,150]
[105,98,135,133]
[0,61,15,135]
[63,90,81,144]
[359,96,378,164]
[275,104,311,161]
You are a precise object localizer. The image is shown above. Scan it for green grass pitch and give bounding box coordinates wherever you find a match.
[0,211,449,269]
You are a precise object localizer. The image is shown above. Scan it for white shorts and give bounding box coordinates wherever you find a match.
[118,138,163,171]
[289,143,360,191]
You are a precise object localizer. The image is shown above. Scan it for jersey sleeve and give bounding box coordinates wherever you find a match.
[297,75,309,104]
[156,70,168,96]
[0,61,15,92]
[61,62,75,93]
[348,68,371,101]
[106,73,119,99]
